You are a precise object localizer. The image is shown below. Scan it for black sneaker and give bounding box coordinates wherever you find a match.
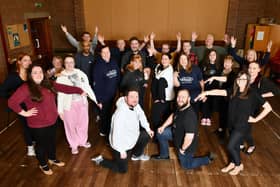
[208,152,217,162]
[151,154,170,160]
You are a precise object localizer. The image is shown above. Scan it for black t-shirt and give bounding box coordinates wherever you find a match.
[227,88,265,132]
[172,106,198,154]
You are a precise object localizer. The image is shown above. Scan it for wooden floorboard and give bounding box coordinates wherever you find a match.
[0,96,280,186]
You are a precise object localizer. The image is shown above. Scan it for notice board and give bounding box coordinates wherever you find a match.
[6,23,30,49]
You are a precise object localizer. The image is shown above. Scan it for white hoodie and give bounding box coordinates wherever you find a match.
[109,97,151,154]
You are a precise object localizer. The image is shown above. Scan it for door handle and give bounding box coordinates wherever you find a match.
[35,38,40,48]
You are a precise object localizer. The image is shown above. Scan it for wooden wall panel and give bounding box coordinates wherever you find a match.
[83,0,229,40]
[112,0,139,38]
[84,0,112,38]
[169,0,196,40]
[139,0,169,38]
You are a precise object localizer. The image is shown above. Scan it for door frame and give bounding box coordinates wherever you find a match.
[28,17,53,62]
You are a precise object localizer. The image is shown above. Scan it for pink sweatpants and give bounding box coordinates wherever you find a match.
[63,99,89,149]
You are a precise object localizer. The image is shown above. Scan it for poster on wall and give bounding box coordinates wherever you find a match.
[6,24,30,49]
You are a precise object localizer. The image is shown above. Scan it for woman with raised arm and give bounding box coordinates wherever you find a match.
[8,64,85,175]
[229,36,272,70]
[195,71,272,175]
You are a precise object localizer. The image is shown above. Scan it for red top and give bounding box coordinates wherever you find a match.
[8,82,83,128]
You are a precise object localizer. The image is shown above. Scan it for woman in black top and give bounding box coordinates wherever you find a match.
[204,55,237,141]
[201,49,222,126]
[0,53,35,156]
[196,71,272,175]
[240,61,280,154]
[121,54,148,108]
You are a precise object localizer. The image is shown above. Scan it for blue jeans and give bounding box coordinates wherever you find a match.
[156,127,173,157]
[178,151,210,169]
[157,127,210,169]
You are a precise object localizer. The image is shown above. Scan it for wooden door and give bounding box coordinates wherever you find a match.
[29,17,52,68]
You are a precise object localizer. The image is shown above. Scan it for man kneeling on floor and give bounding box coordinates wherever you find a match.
[151,89,216,169]
[91,87,154,173]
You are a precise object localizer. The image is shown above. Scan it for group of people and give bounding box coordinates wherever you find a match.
[0,25,279,176]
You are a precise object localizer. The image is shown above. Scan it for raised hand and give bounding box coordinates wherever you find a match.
[267,40,273,52]
[204,77,214,85]
[191,32,198,41]
[194,92,207,102]
[176,32,182,40]
[95,26,98,35]
[150,32,156,40]
[60,25,68,33]
[230,36,237,48]
[144,35,149,43]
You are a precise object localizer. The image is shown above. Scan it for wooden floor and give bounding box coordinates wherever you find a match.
[0,97,280,187]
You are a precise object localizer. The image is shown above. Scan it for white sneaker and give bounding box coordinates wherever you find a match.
[81,142,91,148]
[27,146,36,156]
[131,154,150,161]
[91,155,104,165]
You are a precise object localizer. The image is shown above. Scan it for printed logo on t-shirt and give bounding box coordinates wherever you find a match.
[88,61,92,64]
[180,76,194,84]
[106,69,118,79]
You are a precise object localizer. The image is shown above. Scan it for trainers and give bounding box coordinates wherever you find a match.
[151,154,170,160]
[208,152,217,162]
[81,142,91,148]
[39,165,53,175]
[201,118,207,126]
[131,154,150,161]
[48,159,65,167]
[71,148,79,155]
[205,118,211,126]
[95,115,100,122]
[99,132,106,137]
[27,146,36,156]
[91,155,104,165]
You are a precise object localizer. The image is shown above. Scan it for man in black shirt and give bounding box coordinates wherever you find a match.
[152,89,215,169]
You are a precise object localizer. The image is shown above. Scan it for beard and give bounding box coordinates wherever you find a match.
[177,102,189,110]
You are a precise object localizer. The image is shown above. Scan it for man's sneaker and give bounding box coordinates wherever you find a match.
[99,132,106,137]
[131,154,150,161]
[91,155,104,165]
[48,159,65,167]
[150,154,170,160]
[39,165,53,175]
[208,152,217,162]
[27,146,36,156]
[81,142,91,148]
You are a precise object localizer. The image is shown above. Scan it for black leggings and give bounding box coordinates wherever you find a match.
[18,115,34,146]
[151,101,171,131]
[227,129,246,166]
[30,124,57,166]
[99,99,114,135]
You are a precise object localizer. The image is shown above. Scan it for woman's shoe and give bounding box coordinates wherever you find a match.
[221,162,235,173]
[246,146,256,155]
[205,118,211,126]
[39,165,53,175]
[201,118,207,126]
[229,164,244,175]
[48,159,65,167]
